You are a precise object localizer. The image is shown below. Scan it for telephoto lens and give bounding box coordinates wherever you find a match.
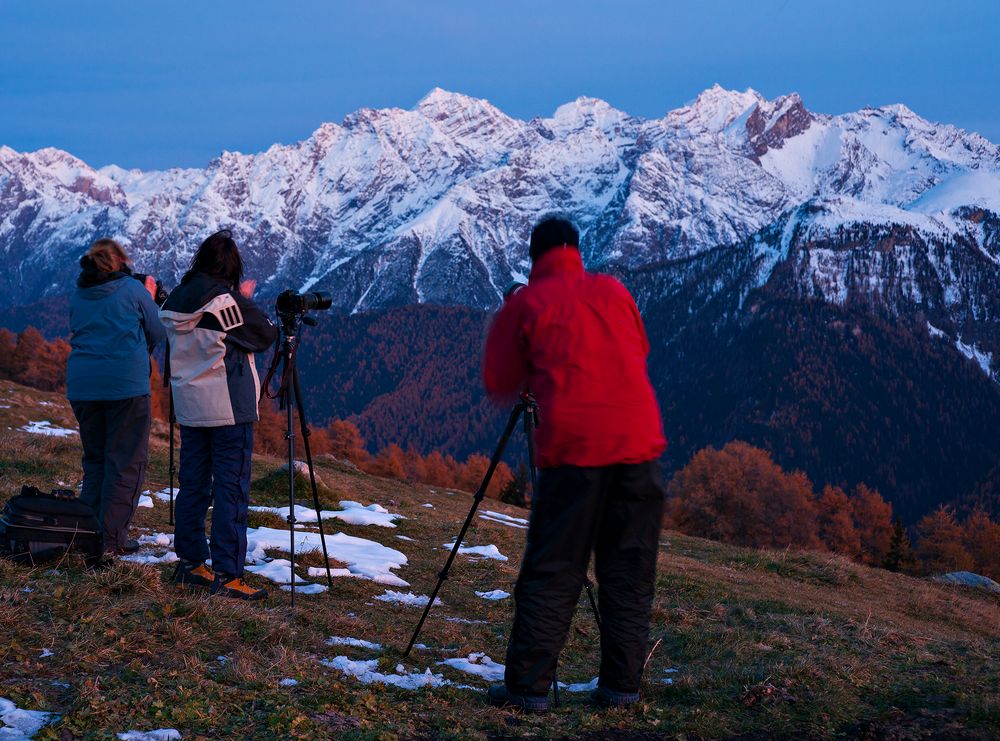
[275,290,334,315]
[504,282,527,301]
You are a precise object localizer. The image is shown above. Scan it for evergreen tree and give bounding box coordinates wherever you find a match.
[500,463,531,508]
[884,519,915,573]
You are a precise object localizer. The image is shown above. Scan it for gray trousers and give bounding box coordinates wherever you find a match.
[70,395,151,551]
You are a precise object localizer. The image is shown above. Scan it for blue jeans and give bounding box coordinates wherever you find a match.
[174,423,254,577]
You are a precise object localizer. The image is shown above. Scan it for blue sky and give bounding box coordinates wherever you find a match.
[1,1,996,170]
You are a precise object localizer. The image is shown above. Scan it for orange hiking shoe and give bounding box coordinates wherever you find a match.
[171,560,215,589]
[211,574,268,601]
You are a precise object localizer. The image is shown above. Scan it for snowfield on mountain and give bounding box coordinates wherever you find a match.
[2,85,999,327]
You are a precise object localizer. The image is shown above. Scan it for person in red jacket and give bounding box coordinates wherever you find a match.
[484,216,667,712]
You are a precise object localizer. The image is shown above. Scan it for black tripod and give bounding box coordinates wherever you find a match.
[262,312,335,607]
[404,392,601,706]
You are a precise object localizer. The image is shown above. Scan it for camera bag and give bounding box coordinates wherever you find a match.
[0,486,104,566]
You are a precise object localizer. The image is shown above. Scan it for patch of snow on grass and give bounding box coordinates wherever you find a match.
[280,583,328,594]
[322,657,461,690]
[480,510,529,529]
[117,731,182,741]
[395,535,415,541]
[326,636,382,650]
[438,653,505,682]
[332,501,403,528]
[139,532,173,548]
[137,495,154,508]
[121,550,178,565]
[245,526,408,586]
[443,542,508,561]
[558,677,599,692]
[375,590,441,607]
[249,500,402,528]
[150,488,177,502]
[421,503,434,508]
[17,420,77,437]
[0,697,58,738]
[279,678,298,687]
[475,590,510,601]
[246,559,309,584]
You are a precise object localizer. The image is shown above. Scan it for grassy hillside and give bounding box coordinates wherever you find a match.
[0,379,997,739]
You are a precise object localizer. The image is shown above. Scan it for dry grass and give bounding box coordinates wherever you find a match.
[0,379,998,739]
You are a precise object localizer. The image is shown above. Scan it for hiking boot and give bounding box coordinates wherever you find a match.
[211,573,267,601]
[590,685,641,708]
[103,539,141,557]
[488,684,549,713]
[172,560,215,589]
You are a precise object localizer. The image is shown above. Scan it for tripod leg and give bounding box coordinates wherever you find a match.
[285,377,297,609]
[291,367,334,588]
[168,393,175,527]
[404,403,524,657]
[584,577,602,632]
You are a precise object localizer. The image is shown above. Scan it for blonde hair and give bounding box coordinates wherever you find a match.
[85,239,130,273]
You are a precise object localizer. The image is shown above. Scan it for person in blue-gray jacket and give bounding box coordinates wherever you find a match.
[66,238,165,557]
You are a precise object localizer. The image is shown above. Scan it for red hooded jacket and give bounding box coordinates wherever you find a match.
[483,247,666,469]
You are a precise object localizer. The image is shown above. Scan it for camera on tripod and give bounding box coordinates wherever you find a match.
[275,290,333,317]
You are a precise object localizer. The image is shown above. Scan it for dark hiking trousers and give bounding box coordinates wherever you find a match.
[70,395,151,552]
[505,461,665,696]
[174,423,253,577]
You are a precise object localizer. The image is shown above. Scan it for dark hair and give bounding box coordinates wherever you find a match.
[182,229,244,288]
[529,216,579,262]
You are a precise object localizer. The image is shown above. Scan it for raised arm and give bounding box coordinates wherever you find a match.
[227,291,278,352]
[483,296,530,403]
[136,282,166,351]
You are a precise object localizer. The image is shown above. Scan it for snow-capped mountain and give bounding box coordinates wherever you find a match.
[2,85,999,345]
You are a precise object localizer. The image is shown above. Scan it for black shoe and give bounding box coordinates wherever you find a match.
[103,539,141,557]
[591,685,641,708]
[488,684,549,713]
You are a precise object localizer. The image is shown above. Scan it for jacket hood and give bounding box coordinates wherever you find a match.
[159,273,231,334]
[77,255,132,298]
[76,274,130,299]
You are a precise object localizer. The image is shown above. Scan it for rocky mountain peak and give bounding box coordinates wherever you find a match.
[745,92,813,158]
[672,84,766,132]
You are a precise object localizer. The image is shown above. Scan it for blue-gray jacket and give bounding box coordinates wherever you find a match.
[66,269,166,401]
